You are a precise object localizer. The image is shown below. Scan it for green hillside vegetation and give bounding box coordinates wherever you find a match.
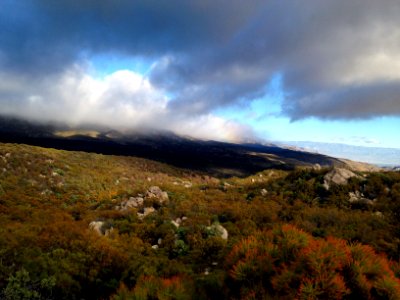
[0,142,400,299]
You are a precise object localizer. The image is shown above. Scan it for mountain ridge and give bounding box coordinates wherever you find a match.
[0,115,349,177]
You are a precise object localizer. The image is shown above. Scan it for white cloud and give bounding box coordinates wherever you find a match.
[0,65,253,142]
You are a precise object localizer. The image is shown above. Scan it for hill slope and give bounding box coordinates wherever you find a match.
[0,116,346,177]
[1,142,400,299]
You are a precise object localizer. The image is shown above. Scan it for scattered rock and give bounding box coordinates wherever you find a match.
[374,211,384,218]
[261,189,268,196]
[158,238,162,245]
[204,268,210,275]
[323,168,361,189]
[152,245,159,250]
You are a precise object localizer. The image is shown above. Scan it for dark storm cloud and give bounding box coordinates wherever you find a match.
[1,0,400,122]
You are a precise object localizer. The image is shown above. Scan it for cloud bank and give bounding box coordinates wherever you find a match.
[1,0,400,140]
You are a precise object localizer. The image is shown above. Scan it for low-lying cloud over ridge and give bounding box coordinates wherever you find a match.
[1,0,400,140]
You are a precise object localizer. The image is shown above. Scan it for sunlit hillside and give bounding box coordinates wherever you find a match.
[1,142,400,299]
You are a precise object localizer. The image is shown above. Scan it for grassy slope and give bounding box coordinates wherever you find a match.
[1,142,400,299]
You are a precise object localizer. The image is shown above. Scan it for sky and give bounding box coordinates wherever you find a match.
[1,0,400,148]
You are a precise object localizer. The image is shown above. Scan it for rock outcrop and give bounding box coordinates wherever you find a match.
[348,191,375,205]
[116,196,144,211]
[115,186,169,219]
[323,168,361,189]
[145,186,169,204]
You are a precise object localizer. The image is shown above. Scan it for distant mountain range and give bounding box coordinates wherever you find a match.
[282,141,400,167]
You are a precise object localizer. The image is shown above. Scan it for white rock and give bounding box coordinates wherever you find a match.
[323,168,361,189]
[183,181,192,188]
[117,197,144,211]
[137,207,156,219]
[207,223,228,240]
[171,220,180,228]
[145,186,169,204]
[313,163,322,171]
[348,191,374,205]
[89,221,104,235]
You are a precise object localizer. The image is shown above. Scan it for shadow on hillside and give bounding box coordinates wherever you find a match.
[0,115,342,177]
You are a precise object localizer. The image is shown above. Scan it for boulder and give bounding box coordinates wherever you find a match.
[145,186,169,204]
[313,163,322,171]
[348,191,375,205]
[89,221,104,235]
[171,220,180,228]
[323,168,361,189]
[183,181,192,188]
[116,196,145,211]
[207,223,228,240]
[137,207,156,219]
[125,197,144,208]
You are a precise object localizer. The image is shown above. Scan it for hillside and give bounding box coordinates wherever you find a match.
[1,142,400,299]
[0,116,347,177]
